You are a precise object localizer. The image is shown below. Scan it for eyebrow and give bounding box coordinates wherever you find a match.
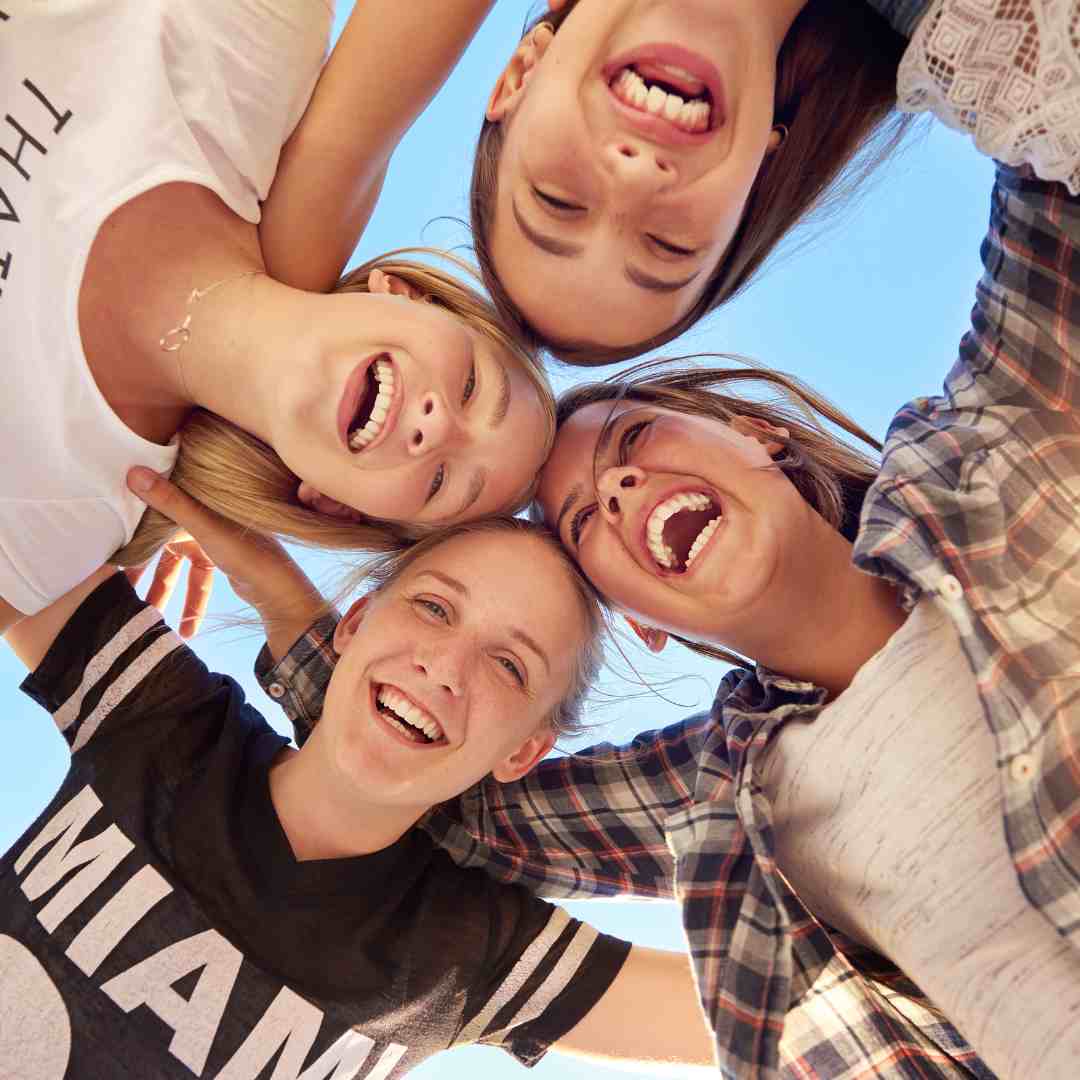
[417,570,469,595]
[490,360,511,429]
[511,628,551,675]
[513,199,699,295]
[555,483,583,541]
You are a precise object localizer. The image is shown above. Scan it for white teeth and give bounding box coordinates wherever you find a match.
[644,493,716,570]
[612,66,711,132]
[685,516,722,567]
[376,685,444,743]
[348,359,395,450]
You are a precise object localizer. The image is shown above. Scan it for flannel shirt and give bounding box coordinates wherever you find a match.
[256,5,1080,1077]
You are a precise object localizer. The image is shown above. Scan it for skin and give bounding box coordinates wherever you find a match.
[266,530,578,859]
[537,400,906,697]
[486,0,806,349]
[78,182,549,530]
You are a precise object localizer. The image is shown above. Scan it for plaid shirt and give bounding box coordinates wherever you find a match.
[256,7,1080,1077]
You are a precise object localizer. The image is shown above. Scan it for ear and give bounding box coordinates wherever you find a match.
[332,595,371,657]
[547,0,569,10]
[367,268,427,302]
[486,23,555,122]
[624,616,669,654]
[491,726,557,783]
[729,415,790,457]
[297,481,367,522]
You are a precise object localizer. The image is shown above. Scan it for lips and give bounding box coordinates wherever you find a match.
[602,44,727,148]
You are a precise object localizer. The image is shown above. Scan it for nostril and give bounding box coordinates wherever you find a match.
[656,159,671,173]
[618,144,637,159]
[423,400,434,416]
[608,496,619,513]
[412,431,423,447]
[620,475,636,488]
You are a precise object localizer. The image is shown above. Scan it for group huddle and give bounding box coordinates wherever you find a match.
[1,1,1078,1079]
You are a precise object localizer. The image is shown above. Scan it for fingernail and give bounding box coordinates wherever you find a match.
[128,467,156,494]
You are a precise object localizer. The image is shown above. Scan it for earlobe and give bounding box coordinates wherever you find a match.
[730,415,790,457]
[624,617,669,654]
[492,728,556,783]
[332,595,371,656]
[368,269,426,302]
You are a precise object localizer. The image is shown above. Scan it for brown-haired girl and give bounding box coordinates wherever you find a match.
[470,0,1080,365]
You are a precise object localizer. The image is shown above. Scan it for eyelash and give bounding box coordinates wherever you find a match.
[463,363,476,405]
[412,599,525,686]
[534,187,583,213]
[648,234,696,257]
[428,465,445,501]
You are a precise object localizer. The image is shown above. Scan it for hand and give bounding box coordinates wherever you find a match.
[124,536,217,639]
[126,468,324,641]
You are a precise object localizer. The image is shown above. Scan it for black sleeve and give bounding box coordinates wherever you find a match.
[456,884,631,1067]
[20,573,232,757]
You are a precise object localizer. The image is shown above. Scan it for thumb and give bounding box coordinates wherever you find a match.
[127,468,213,535]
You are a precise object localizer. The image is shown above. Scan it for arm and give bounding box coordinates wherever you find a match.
[554,946,714,1074]
[259,1,494,292]
[5,566,120,671]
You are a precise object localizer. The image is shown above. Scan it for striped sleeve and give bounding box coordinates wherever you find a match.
[19,573,190,753]
[457,902,631,1066]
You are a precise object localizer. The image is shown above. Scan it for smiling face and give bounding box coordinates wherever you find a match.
[315,529,589,813]
[487,0,790,350]
[537,398,815,651]
[270,282,551,526]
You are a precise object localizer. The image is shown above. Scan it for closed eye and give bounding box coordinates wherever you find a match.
[648,234,697,257]
[618,420,651,465]
[534,187,585,213]
[570,503,597,546]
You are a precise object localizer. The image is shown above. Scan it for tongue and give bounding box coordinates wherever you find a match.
[633,61,707,100]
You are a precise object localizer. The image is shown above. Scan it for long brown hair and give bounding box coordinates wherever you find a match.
[546,357,882,665]
[112,250,555,567]
[471,0,915,365]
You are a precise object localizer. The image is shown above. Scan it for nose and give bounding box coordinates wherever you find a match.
[413,643,465,697]
[603,139,677,191]
[407,391,460,457]
[596,465,646,522]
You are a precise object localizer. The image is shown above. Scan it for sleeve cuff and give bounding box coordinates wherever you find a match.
[255,612,341,746]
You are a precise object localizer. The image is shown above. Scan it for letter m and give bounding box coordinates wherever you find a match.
[14,785,134,933]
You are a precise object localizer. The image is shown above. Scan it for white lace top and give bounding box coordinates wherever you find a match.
[898,0,1080,192]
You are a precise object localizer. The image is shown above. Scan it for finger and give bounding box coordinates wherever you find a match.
[178,563,215,639]
[145,547,185,612]
[128,467,233,544]
[123,564,148,588]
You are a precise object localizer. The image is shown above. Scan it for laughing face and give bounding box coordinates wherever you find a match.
[269,274,551,527]
[486,0,793,350]
[537,398,814,653]
[315,530,588,812]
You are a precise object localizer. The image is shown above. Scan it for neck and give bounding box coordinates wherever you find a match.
[267,744,426,862]
[722,506,906,700]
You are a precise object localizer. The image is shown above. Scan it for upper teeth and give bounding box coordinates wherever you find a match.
[613,68,710,132]
[645,492,720,570]
[377,685,444,742]
[349,358,394,450]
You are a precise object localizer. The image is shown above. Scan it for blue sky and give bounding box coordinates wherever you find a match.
[0,3,995,1078]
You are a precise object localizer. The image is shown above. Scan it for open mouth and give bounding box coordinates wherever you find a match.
[374,683,447,746]
[645,492,723,573]
[610,63,714,133]
[347,356,396,452]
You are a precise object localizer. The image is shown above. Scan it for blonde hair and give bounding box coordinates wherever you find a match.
[113,250,555,567]
[471,0,914,365]
[544,357,882,666]
[349,516,605,739]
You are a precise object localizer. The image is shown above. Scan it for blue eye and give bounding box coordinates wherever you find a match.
[415,598,448,621]
[497,656,525,684]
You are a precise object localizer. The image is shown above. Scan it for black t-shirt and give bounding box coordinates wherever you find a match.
[1,575,629,1078]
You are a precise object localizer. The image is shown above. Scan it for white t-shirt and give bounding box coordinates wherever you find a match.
[759,597,1080,1079]
[0,0,333,614]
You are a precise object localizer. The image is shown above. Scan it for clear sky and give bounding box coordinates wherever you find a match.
[0,4,995,1079]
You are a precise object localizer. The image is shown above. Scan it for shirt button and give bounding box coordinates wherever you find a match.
[1009,754,1036,783]
[268,682,286,699]
[939,574,965,603]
